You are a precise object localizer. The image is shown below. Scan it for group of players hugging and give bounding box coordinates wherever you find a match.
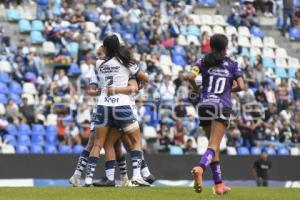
[68,33,245,195]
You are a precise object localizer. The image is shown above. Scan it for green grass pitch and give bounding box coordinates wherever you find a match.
[0,187,300,200]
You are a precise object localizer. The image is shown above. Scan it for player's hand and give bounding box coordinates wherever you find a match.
[106,87,115,96]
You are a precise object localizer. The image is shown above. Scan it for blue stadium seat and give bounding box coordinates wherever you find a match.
[46,125,57,135]
[7,124,18,135]
[288,68,298,78]
[251,147,262,155]
[277,147,289,156]
[68,63,81,76]
[180,26,188,36]
[169,146,184,155]
[73,145,84,154]
[8,93,22,105]
[198,0,218,7]
[0,72,10,83]
[240,47,250,57]
[265,147,276,155]
[45,145,58,154]
[275,68,288,78]
[172,55,187,66]
[18,124,32,135]
[123,33,136,44]
[24,72,37,82]
[59,145,72,154]
[32,20,45,32]
[251,26,265,38]
[85,11,99,23]
[67,42,79,57]
[31,145,44,154]
[30,31,45,44]
[5,9,22,21]
[3,135,17,146]
[289,28,300,40]
[263,58,276,68]
[32,124,46,135]
[295,0,300,7]
[188,25,201,36]
[0,94,7,104]
[18,135,31,146]
[46,134,57,145]
[172,45,186,57]
[16,145,30,154]
[237,147,250,155]
[9,81,22,94]
[0,82,9,94]
[18,19,31,33]
[276,17,283,29]
[32,134,45,146]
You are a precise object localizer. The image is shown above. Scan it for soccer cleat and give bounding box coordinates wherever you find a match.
[212,183,231,195]
[143,174,156,185]
[69,174,81,187]
[130,176,151,187]
[191,166,204,193]
[120,175,130,187]
[93,177,116,187]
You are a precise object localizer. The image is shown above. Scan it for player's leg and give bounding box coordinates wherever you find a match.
[69,130,94,187]
[114,139,129,186]
[122,134,155,184]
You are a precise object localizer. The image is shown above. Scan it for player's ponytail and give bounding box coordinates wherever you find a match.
[204,34,228,68]
[116,46,136,68]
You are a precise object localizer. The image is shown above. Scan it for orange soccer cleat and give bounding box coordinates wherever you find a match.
[191,166,204,193]
[213,182,231,195]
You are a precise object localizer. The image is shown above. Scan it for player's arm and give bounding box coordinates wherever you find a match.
[232,76,245,92]
[188,66,201,91]
[136,70,149,83]
[107,79,139,95]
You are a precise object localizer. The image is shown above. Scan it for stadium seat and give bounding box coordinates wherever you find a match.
[24,72,37,82]
[123,33,136,44]
[262,48,275,58]
[18,19,31,33]
[30,31,45,44]
[85,22,98,33]
[16,145,30,154]
[275,68,288,78]
[177,35,188,46]
[9,81,22,95]
[226,147,237,155]
[251,147,262,155]
[276,48,288,58]
[289,28,300,40]
[238,37,250,47]
[237,147,250,155]
[263,58,276,68]
[32,124,46,135]
[31,145,44,154]
[263,37,277,48]
[169,146,184,155]
[250,26,264,38]
[275,57,288,68]
[238,26,251,37]
[277,147,289,156]
[73,145,84,154]
[187,35,200,46]
[198,0,218,7]
[0,94,7,104]
[180,26,189,36]
[0,82,9,94]
[160,55,173,67]
[143,126,157,139]
[250,37,263,48]
[3,135,17,146]
[172,55,187,66]
[67,42,79,57]
[18,135,31,146]
[199,15,213,25]
[172,45,186,57]
[0,72,10,83]
[240,47,250,57]
[85,11,99,23]
[213,25,225,34]
[200,25,212,36]
[265,147,276,155]
[6,9,22,21]
[23,82,38,95]
[7,124,18,136]
[45,145,58,154]
[197,136,209,155]
[9,93,22,105]
[288,68,298,78]
[18,124,32,135]
[288,57,300,68]
[32,134,45,146]
[59,145,72,154]
[0,60,12,73]
[68,63,81,76]
[290,147,300,156]
[46,134,57,145]
[225,26,238,36]
[42,41,56,55]
[250,47,261,57]
[46,125,57,135]
[213,15,227,26]
[32,20,45,32]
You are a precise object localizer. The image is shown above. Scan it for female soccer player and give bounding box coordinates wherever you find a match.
[188,34,245,195]
[83,35,149,186]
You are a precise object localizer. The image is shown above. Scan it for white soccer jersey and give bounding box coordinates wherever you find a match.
[90,57,140,107]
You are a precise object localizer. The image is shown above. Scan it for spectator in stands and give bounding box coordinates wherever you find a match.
[183,138,197,155]
[200,31,211,55]
[255,85,268,106]
[279,120,293,143]
[52,69,70,95]
[276,79,290,112]
[54,47,71,64]
[185,115,200,137]
[253,0,274,17]
[128,2,142,36]
[291,71,300,100]
[19,97,35,124]
[174,99,187,119]
[254,63,266,85]
[160,75,175,102]
[6,100,20,124]
[240,0,260,28]
[228,34,240,56]
[66,121,80,146]
[227,2,242,27]
[157,123,173,153]
[79,120,91,147]
[265,84,277,104]
[172,120,187,146]
[282,0,294,32]
[36,0,50,20]
[295,8,300,28]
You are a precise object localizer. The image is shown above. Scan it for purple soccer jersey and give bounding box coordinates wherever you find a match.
[196,57,242,109]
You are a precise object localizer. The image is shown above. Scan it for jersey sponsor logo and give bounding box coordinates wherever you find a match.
[208,67,230,77]
[99,65,120,74]
[104,96,120,104]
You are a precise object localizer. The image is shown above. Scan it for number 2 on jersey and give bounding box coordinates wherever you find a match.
[207,76,226,94]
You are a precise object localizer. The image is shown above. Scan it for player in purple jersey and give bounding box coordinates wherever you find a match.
[188,34,245,195]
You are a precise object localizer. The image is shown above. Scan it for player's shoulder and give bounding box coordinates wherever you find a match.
[96,59,105,67]
[223,57,238,68]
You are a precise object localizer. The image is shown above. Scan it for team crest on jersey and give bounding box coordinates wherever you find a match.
[208,67,230,77]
